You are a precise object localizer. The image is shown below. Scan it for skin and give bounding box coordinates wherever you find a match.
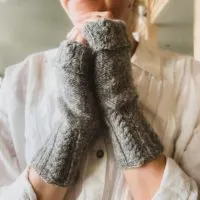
[29,1,166,199]
[61,0,131,24]
[63,0,134,45]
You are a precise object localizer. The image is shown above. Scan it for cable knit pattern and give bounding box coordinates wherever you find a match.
[83,19,164,168]
[31,41,100,186]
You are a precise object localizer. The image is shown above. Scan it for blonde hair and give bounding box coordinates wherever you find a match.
[127,0,150,39]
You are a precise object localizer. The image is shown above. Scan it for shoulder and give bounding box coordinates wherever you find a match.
[2,49,58,103]
[5,49,57,81]
[131,39,198,82]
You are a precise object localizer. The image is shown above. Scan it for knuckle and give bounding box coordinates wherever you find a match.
[105,11,113,18]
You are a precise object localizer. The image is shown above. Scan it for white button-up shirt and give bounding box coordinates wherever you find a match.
[0,39,199,200]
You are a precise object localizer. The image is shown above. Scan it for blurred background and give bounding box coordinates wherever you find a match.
[0,0,72,76]
[0,0,196,76]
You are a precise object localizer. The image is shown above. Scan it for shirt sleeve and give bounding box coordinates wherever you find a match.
[152,157,198,200]
[0,69,37,200]
[0,168,37,200]
[175,57,200,186]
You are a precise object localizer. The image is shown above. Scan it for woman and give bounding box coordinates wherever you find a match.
[0,0,199,199]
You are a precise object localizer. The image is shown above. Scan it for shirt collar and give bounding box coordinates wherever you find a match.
[131,36,163,79]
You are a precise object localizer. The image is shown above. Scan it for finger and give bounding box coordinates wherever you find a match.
[76,34,86,45]
[76,14,112,30]
[66,27,77,39]
[72,29,88,46]
[81,11,113,21]
[76,11,113,24]
[85,11,113,18]
[70,28,79,41]
[76,16,100,29]
[67,28,79,41]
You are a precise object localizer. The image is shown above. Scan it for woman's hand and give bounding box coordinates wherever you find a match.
[82,18,165,199]
[75,11,114,27]
[67,11,114,46]
[67,27,88,46]
[29,167,67,200]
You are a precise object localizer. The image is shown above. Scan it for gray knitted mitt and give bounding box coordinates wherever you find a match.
[31,41,100,186]
[83,19,164,168]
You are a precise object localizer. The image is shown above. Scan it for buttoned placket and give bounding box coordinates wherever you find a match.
[77,135,108,200]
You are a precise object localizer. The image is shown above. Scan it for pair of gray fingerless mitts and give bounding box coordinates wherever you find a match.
[31,19,164,186]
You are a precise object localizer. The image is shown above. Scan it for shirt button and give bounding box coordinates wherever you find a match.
[96,150,104,159]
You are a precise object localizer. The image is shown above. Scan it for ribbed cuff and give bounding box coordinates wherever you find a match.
[82,19,131,51]
[31,123,91,186]
[109,103,164,168]
[54,40,93,75]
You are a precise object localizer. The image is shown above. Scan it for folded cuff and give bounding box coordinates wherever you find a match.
[82,19,131,51]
